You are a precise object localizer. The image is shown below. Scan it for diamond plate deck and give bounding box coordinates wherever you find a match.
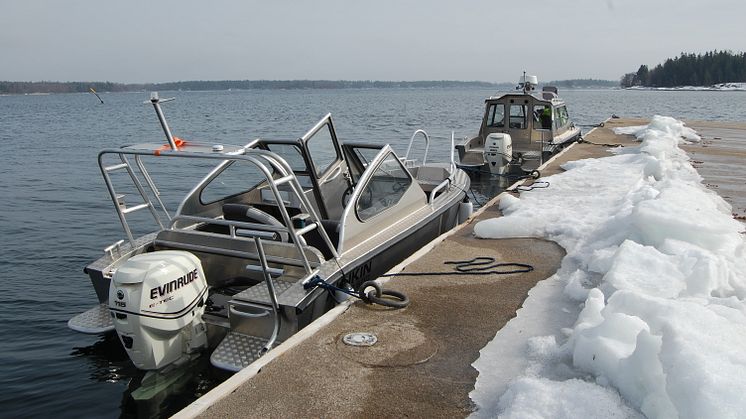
[67,304,114,334]
[210,332,271,372]
[232,279,295,304]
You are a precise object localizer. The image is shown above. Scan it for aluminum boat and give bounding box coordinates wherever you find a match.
[68,93,471,373]
[455,74,581,175]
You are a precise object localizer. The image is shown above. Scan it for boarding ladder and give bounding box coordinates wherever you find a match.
[209,236,284,371]
[100,153,170,246]
[203,150,339,371]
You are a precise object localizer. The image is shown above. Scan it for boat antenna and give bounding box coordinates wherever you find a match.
[523,70,530,93]
[89,87,104,104]
[145,92,179,150]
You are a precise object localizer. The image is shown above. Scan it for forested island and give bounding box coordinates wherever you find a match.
[621,50,746,88]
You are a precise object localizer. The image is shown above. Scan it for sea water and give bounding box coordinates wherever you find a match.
[1,88,744,418]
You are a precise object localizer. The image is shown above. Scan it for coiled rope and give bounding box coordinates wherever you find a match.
[305,257,534,309]
[381,257,534,277]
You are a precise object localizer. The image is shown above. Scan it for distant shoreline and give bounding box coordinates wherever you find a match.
[0,79,618,95]
[625,82,746,92]
[0,80,501,95]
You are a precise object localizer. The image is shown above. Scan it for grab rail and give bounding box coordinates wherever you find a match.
[169,214,290,237]
[152,235,318,269]
[450,131,456,174]
[429,178,451,204]
[99,146,332,274]
[254,237,281,354]
[405,129,430,165]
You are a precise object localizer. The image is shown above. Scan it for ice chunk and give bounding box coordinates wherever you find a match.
[602,240,685,298]
[494,376,644,419]
[471,115,746,418]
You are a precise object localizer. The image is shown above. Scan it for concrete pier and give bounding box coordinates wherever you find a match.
[175,118,745,418]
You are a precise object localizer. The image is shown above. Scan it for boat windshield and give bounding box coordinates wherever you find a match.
[355,153,412,221]
[509,104,527,129]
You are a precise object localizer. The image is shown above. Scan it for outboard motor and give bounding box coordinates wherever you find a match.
[484,133,513,175]
[109,250,209,370]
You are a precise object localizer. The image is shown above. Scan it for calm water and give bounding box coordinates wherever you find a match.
[1,88,745,418]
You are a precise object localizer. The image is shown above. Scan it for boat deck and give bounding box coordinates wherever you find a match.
[175,118,746,418]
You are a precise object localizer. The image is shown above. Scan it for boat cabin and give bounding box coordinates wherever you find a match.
[455,77,581,174]
[477,87,575,157]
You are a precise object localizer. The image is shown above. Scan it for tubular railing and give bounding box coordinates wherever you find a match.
[98,147,338,277]
[405,129,430,165]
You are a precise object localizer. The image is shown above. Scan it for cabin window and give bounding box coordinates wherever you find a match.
[306,124,340,177]
[555,106,569,129]
[486,104,505,128]
[356,153,411,221]
[509,105,527,129]
[346,145,383,184]
[263,142,313,188]
[200,160,272,204]
[263,143,307,172]
[533,105,552,130]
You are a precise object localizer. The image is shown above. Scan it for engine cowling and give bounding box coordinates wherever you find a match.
[109,250,208,370]
[484,133,513,175]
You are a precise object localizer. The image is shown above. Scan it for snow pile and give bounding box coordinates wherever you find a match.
[626,83,746,91]
[712,82,746,91]
[471,116,746,418]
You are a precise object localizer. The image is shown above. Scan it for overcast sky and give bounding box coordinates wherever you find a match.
[1,0,743,83]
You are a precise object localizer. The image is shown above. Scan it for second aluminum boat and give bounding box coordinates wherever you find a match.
[456,74,581,176]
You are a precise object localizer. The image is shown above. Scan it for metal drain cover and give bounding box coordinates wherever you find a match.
[342,332,378,347]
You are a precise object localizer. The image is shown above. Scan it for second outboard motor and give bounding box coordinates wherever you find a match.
[484,133,512,175]
[109,250,209,370]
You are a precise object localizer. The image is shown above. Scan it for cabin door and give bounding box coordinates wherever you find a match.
[302,115,351,220]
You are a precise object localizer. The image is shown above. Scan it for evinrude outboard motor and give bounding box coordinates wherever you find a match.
[484,133,512,175]
[109,250,209,370]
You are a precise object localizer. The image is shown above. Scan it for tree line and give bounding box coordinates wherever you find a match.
[1,78,623,95]
[620,50,746,88]
[546,79,617,89]
[0,79,499,94]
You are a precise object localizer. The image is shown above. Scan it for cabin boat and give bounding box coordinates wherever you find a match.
[68,93,471,373]
[455,75,581,175]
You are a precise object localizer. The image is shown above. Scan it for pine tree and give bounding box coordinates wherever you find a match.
[623,50,746,87]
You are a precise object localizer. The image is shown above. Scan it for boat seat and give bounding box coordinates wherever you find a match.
[224,203,283,225]
[224,203,339,259]
[223,203,288,241]
[152,228,324,288]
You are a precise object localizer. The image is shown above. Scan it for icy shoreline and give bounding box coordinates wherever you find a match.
[626,82,746,92]
[470,116,746,418]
